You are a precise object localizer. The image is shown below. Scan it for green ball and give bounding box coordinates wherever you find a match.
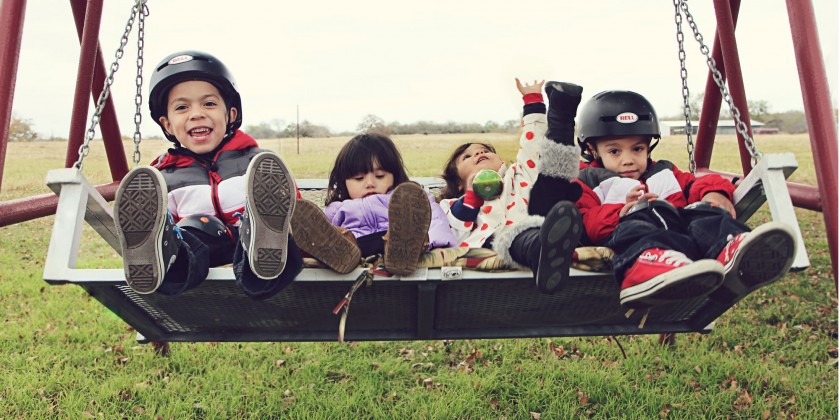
[472,169,503,200]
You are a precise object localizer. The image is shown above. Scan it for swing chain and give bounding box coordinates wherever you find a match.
[673,0,696,174]
[73,0,149,172]
[676,0,762,167]
[132,3,148,166]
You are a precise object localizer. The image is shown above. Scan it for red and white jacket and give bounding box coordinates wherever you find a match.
[440,94,544,250]
[575,159,735,245]
[151,130,299,226]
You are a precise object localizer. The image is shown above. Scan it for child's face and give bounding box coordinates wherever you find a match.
[589,135,650,179]
[455,143,504,190]
[159,80,236,155]
[345,160,395,199]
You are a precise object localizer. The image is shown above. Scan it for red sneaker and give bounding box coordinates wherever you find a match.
[620,248,724,307]
[713,221,796,301]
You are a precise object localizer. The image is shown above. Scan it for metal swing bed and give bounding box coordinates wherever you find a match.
[40,0,812,344]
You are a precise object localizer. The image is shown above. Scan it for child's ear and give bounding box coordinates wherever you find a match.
[228,107,238,124]
[587,144,599,159]
[159,116,173,135]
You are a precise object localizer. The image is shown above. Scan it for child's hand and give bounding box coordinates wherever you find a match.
[515,78,545,96]
[620,185,659,217]
[625,184,658,204]
[701,192,736,218]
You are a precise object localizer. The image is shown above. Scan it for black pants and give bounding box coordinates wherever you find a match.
[157,227,303,300]
[605,203,749,282]
[508,229,541,275]
[357,231,386,258]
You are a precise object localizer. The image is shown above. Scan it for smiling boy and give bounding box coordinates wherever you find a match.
[113,51,300,299]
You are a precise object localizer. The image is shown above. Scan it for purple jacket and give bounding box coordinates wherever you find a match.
[324,190,457,250]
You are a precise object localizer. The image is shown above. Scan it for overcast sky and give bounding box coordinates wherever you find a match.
[10,1,839,138]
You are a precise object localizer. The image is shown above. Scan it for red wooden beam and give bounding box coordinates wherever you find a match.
[0,182,118,227]
[693,0,740,171]
[0,0,27,192]
[68,0,129,181]
[713,0,756,176]
[785,0,839,282]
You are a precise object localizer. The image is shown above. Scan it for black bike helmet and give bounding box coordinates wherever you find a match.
[577,90,661,161]
[149,50,242,144]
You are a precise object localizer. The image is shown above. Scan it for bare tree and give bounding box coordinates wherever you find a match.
[357,114,388,134]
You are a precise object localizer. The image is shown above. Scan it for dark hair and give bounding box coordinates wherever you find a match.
[325,133,410,205]
[439,142,497,200]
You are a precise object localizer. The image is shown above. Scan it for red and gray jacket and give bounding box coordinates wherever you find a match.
[151,130,299,225]
[575,159,735,245]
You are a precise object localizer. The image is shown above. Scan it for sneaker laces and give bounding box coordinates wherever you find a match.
[232,211,243,228]
[167,212,184,240]
[647,249,691,267]
[718,232,749,264]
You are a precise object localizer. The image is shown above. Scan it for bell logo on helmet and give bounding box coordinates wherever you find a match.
[168,54,194,65]
[616,112,639,124]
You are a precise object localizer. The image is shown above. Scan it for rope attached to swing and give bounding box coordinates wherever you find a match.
[332,254,387,344]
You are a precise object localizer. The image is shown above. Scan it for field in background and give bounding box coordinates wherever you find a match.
[0,133,821,201]
[0,133,835,417]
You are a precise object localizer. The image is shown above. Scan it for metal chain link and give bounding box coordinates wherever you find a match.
[677,0,762,167]
[673,0,696,173]
[73,0,148,172]
[132,3,149,165]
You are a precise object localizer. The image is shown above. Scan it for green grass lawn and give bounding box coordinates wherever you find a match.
[0,133,836,418]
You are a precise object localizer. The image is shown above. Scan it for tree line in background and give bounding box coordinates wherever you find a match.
[242,114,522,139]
[5,98,822,141]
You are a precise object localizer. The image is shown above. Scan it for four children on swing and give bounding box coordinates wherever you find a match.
[114,49,796,311]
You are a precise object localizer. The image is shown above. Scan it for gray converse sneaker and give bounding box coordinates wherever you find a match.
[385,182,431,276]
[240,152,296,280]
[114,166,182,294]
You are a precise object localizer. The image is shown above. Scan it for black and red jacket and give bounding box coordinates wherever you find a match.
[575,159,735,244]
[151,130,300,225]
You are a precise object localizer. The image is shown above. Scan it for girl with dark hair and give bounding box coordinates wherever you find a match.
[439,78,585,293]
[292,133,457,276]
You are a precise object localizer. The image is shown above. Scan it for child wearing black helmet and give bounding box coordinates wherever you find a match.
[113,50,301,299]
[572,89,797,308]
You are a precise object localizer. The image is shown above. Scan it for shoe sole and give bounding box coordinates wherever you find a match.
[385,183,431,276]
[245,153,296,280]
[536,202,582,293]
[712,222,796,303]
[292,199,361,274]
[114,167,168,294]
[620,259,724,307]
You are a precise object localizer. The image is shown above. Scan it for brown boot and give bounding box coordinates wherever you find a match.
[384,183,431,276]
[291,199,361,274]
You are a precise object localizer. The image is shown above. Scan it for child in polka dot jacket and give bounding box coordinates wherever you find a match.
[439,79,585,293]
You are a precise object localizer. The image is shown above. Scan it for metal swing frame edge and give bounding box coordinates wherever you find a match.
[41,157,808,343]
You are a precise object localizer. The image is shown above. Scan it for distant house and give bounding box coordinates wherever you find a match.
[659,120,766,135]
